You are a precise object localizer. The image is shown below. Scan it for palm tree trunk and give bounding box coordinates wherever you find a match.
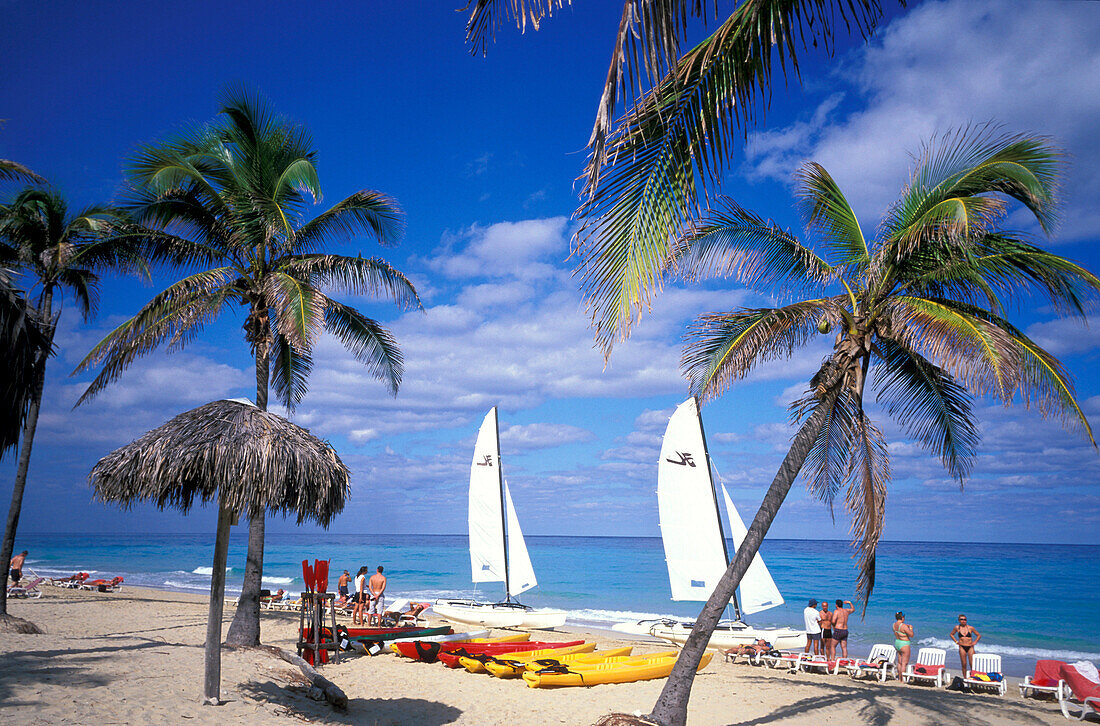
[225,338,269,646]
[203,494,234,704]
[0,291,53,617]
[647,389,838,726]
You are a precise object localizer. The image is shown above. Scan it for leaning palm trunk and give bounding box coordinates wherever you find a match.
[0,292,53,617]
[646,388,837,726]
[226,332,270,647]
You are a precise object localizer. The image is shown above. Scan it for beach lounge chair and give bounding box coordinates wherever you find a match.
[7,576,44,599]
[800,654,832,674]
[80,575,124,592]
[848,643,898,682]
[760,650,805,673]
[260,589,286,609]
[54,572,89,588]
[963,653,1007,696]
[1020,659,1067,700]
[902,647,949,687]
[1058,662,1100,720]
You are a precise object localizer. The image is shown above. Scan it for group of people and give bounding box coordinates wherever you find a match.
[893,611,983,675]
[336,565,387,626]
[803,598,856,660]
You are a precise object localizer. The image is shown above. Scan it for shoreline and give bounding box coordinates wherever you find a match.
[2,584,1072,725]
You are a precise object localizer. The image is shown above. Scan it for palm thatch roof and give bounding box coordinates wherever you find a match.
[90,399,349,525]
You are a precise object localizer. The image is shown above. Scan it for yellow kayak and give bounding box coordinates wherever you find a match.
[484,646,635,678]
[460,642,597,673]
[523,652,713,688]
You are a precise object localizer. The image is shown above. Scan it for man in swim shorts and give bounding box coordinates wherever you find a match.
[337,569,350,603]
[367,565,387,626]
[820,601,834,659]
[803,599,822,654]
[832,599,855,657]
[9,550,27,585]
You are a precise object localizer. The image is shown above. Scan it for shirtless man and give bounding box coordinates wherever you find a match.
[337,570,350,604]
[724,638,772,661]
[352,566,368,625]
[819,601,834,660]
[9,550,28,585]
[367,566,387,626]
[832,599,855,657]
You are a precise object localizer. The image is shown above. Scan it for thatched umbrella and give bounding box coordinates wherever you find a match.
[89,399,349,705]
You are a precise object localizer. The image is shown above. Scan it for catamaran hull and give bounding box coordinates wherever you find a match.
[433,599,567,629]
[649,622,806,651]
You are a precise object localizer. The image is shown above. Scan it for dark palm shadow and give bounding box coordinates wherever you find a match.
[240,680,463,725]
[720,670,1054,725]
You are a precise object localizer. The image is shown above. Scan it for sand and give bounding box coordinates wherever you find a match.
[1,585,1069,725]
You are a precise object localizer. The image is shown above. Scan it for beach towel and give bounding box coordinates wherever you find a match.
[969,671,1003,682]
[1071,661,1100,684]
[914,664,945,675]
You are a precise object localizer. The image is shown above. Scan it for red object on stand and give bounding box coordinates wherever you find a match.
[315,559,329,593]
[302,560,315,592]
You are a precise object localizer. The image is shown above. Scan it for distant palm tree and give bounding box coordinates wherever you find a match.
[76,90,422,646]
[0,188,137,617]
[640,128,1099,725]
[0,268,50,455]
[462,0,902,356]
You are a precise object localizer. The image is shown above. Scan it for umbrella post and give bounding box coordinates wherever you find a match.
[203,500,234,705]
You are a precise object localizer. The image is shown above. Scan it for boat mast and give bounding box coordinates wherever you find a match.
[493,406,510,603]
[695,396,743,621]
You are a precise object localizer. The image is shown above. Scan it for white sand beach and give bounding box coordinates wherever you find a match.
[1,586,1069,725]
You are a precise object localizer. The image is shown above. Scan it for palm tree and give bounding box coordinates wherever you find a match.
[0,188,138,617]
[633,128,1099,725]
[462,0,902,356]
[76,90,422,647]
[0,268,50,455]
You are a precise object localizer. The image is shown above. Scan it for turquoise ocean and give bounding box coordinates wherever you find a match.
[17,533,1100,677]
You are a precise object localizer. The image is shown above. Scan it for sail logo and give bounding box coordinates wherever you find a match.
[476,455,494,467]
[690,579,706,588]
[665,451,696,467]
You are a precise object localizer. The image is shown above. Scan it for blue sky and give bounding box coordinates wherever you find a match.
[3,1,1099,544]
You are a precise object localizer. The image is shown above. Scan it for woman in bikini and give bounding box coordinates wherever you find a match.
[950,614,981,674]
[893,611,913,678]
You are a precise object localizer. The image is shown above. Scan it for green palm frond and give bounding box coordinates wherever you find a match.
[56,267,99,321]
[845,413,889,610]
[270,333,313,412]
[970,234,1100,317]
[872,337,979,482]
[264,272,325,351]
[682,299,834,401]
[0,158,45,184]
[672,196,832,294]
[323,299,404,396]
[799,387,860,517]
[293,191,405,254]
[796,163,869,267]
[882,127,1060,257]
[281,254,422,310]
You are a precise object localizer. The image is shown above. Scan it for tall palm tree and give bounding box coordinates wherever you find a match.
[76,90,422,646]
[0,268,50,455]
[0,188,138,617]
[637,128,1099,725]
[462,0,903,356]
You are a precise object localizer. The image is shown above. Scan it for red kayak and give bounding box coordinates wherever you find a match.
[394,639,585,664]
[341,625,445,639]
[438,641,585,668]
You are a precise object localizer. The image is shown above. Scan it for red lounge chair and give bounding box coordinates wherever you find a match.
[1059,663,1100,720]
[1020,659,1067,699]
[81,575,124,592]
[55,572,89,588]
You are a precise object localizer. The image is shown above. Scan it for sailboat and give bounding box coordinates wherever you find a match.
[617,397,806,650]
[433,407,568,630]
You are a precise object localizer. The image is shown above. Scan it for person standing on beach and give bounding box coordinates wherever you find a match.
[367,566,387,626]
[337,570,350,604]
[950,614,981,674]
[893,612,914,677]
[833,599,855,658]
[803,599,822,654]
[9,550,27,585]
[352,566,368,625]
[820,601,834,660]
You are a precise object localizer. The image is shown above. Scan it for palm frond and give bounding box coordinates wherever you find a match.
[845,412,889,610]
[796,162,870,267]
[872,336,979,482]
[264,272,325,351]
[672,196,832,295]
[56,267,99,321]
[970,233,1100,317]
[682,299,834,402]
[575,0,887,354]
[799,387,860,518]
[323,299,404,396]
[463,0,571,56]
[270,333,313,412]
[0,159,45,184]
[293,191,405,253]
[280,254,422,310]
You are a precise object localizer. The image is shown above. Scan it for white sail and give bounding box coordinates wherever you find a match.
[657,398,729,601]
[721,485,784,614]
[469,408,505,584]
[504,481,537,597]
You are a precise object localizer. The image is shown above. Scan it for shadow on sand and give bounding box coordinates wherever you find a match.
[241,680,463,725]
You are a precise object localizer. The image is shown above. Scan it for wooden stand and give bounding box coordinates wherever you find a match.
[297,591,339,666]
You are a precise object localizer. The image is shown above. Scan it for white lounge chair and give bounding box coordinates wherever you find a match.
[902,647,949,687]
[963,653,1007,696]
[761,650,806,673]
[7,576,44,599]
[848,643,898,682]
[1019,660,1067,700]
[800,654,832,673]
[1057,663,1100,720]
